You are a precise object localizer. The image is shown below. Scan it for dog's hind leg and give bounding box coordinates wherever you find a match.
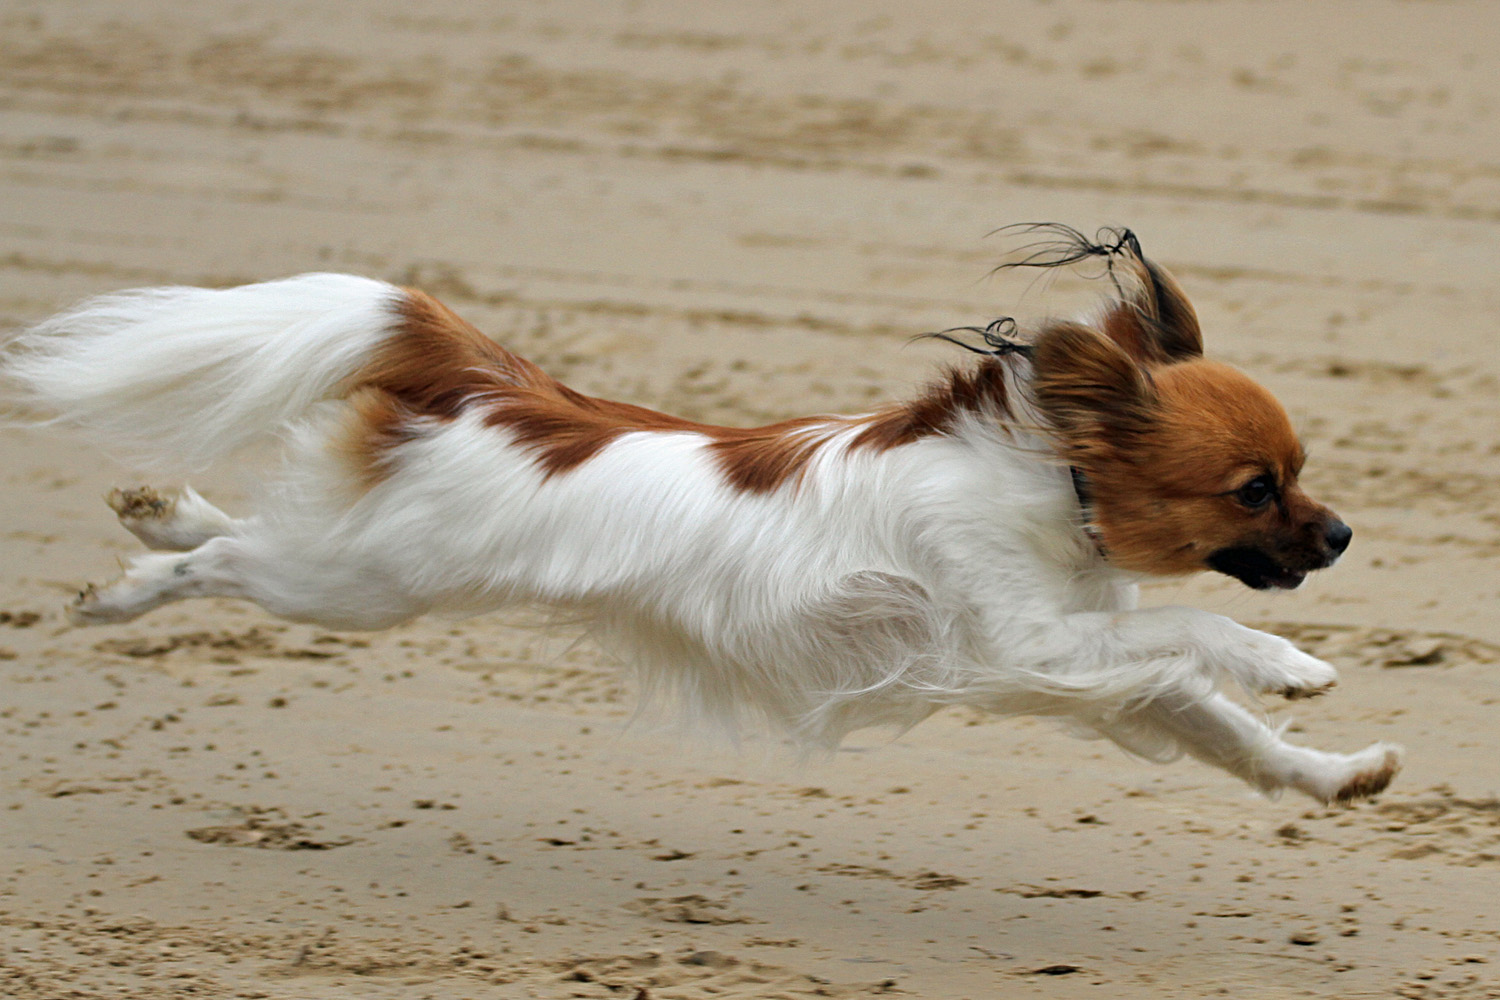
[1108,690,1402,804]
[68,536,249,625]
[107,486,240,551]
[68,529,428,630]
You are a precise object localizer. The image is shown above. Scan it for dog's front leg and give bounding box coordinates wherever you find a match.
[991,611,1399,802]
[1103,689,1401,803]
[1083,606,1340,700]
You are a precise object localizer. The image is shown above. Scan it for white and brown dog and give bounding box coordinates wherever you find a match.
[1,225,1399,803]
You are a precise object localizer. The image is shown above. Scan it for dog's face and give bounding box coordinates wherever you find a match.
[1029,237,1350,589]
[1081,359,1350,588]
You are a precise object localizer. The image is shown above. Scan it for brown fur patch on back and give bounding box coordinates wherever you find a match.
[344,290,1018,493]
[340,289,535,487]
[714,355,1016,487]
[362,290,539,417]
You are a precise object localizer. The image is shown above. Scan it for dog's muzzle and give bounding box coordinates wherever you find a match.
[1208,518,1353,591]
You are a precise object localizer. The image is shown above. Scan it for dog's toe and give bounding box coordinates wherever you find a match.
[66,580,135,626]
[65,583,102,626]
[1279,677,1337,701]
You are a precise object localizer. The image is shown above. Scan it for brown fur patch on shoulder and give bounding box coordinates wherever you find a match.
[849,358,1015,453]
[708,418,835,493]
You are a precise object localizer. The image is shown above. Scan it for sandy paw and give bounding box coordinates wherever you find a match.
[66,583,105,626]
[1278,677,1337,701]
[1247,636,1340,701]
[66,581,135,626]
[106,486,230,551]
[108,486,173,521]
[1330,744,1404,804]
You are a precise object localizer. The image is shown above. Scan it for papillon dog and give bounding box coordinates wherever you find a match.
[1,225,1400,803]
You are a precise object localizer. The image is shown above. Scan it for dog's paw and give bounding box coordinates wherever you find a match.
[108,486,187,551]
[1274,649,1339,701]
[106,486,232,551]
[1328,743,1403,804]
[1276,673,1337,701]
[107,486,173,522]
[66,574,158,626]
[66,582,119,626]
[1236,633,1339,700]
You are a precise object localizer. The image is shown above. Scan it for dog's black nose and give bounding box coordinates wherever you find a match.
[1324,519,1352,555]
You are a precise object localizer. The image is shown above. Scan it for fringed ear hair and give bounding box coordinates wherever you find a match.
[917,316,1034,359]
[994,223,1203,364]
[1029,319,1158,464]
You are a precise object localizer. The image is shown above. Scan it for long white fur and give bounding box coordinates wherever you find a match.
[1,274,1402,803]
[3,273,393,469]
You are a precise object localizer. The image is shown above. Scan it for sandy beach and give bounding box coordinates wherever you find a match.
[3,2,1500,996]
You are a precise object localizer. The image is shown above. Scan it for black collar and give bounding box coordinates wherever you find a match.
[1070,466,1107,557]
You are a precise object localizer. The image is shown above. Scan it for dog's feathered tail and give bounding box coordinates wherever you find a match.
[1,273,400,472]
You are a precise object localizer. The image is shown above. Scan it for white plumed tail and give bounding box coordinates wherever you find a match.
[1,273,400,471]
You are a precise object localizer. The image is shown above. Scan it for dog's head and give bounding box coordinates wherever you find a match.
[1019,226,1350,589]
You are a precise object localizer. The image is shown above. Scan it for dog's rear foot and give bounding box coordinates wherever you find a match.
[66,545,226,626]
[108,486,236,551]
[67,580,140,626]
[107,486,171,521]
[65,538,251,628]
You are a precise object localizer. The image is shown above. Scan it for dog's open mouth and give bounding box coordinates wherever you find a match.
[1206,547,1309,591]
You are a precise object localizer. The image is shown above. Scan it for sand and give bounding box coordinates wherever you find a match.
[3,2,1500,997]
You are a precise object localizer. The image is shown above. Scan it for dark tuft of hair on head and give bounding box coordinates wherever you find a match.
[989,223,1203,364]
[991,222,1143,298]
[915,316,1034,359]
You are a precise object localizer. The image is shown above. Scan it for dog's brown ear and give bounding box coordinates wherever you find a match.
[1031,321,1157,463]
[1100,249,1202,364]
[998,225,1202,365]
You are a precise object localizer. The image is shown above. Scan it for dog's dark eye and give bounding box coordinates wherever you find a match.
[1236,476,1275,510]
